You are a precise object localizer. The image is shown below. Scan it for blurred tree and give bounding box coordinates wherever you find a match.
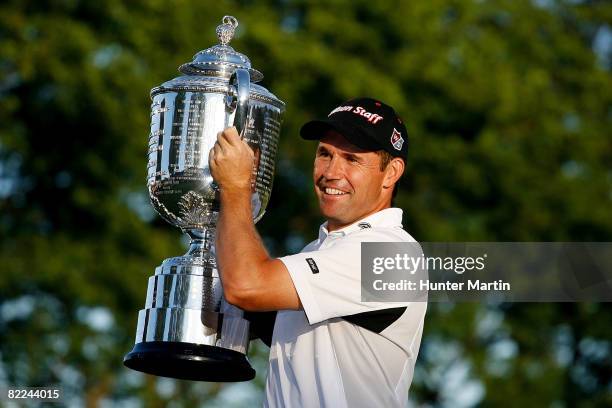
[0,0,610,406]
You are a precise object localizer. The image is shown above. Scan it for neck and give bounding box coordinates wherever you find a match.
[326,204,391,232]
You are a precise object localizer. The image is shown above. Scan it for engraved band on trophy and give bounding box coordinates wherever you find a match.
[123,15,285,382]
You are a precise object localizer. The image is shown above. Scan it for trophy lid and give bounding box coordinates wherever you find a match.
[178,16,263,82]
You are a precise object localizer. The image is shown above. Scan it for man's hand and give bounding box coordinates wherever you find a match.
[209,126,254,193]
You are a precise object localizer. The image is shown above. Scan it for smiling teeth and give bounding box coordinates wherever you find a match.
[325,188,346,195]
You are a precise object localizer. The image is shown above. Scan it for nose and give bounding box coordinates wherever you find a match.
[323,154,343,180]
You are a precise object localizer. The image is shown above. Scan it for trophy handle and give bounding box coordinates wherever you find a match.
[228,68,250,138]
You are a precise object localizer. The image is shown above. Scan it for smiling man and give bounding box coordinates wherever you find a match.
[209,97,427,408]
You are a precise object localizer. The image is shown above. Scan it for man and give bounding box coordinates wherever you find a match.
[209,97,427,407]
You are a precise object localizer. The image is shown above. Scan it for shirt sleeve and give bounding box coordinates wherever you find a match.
[279,229,414,325]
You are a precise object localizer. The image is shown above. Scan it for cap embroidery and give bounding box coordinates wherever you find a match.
[352,106,384,124]
[391,128,404,151]
[328,105,354,116]
[328,105,384,124]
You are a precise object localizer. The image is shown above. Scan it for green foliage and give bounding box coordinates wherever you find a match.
[0,0,611,406]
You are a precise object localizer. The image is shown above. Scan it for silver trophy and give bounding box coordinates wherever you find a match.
[124,16,284,381]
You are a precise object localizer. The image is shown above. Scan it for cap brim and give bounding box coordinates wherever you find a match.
[299,119,380,151]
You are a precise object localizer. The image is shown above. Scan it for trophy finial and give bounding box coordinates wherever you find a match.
[180,13,263,81]
[216,15,238,46]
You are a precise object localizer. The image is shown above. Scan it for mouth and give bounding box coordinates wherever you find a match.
[320,186,349,196]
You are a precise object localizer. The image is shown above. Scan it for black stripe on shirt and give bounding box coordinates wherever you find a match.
[342,307,407,334]
[244,311,277,347]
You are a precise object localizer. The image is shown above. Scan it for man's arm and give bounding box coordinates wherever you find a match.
[209,127,301,312]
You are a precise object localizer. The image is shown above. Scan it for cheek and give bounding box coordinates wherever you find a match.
[347,168,371,189]
[353,172,383,195]
[312,165,321,183]
[313,159,325,179]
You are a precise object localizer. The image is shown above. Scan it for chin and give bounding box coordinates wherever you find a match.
[320,210,348,226]
[319,198,353,221]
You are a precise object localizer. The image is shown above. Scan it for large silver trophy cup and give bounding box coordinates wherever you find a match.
[124,16,284,381]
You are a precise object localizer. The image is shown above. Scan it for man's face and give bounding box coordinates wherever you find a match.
[313,130,389,231]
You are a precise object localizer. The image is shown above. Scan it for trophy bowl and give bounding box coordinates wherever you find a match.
[123,15,284,381]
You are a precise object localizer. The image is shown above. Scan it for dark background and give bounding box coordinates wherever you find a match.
[1,0,611,406]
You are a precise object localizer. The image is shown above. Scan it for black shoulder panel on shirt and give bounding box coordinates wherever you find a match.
[244,311,277,347]
[343,307,407,334]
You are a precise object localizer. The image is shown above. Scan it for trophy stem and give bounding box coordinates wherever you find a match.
[184,226,215,259]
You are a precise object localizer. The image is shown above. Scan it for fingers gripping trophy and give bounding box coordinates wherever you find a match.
[123,16,285,381]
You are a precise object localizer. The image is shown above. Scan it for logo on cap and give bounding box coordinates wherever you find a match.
[328,105,384,124]
[390,128,404,151]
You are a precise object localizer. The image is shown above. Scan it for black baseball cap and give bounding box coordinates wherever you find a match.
[300,97,408,159]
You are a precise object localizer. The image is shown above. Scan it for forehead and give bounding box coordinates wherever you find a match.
[317,130,371,154]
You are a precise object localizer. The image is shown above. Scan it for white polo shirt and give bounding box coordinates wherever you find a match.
[264,208,427,408]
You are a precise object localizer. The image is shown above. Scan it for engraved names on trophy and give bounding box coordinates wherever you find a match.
[169,92,207,176]
[148,103,164,183]
[149,92,210,199]
[254,113,281,195]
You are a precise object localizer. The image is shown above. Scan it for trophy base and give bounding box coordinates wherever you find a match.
[123,341,256,382]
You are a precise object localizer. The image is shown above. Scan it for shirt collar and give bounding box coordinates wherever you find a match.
[317,208,404,240]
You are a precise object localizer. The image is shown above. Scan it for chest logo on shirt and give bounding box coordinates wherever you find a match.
[358,222,372,229]
[305,258,319,274]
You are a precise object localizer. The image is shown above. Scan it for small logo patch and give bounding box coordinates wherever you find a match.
[358,222,372,229]
[390,128,404,151]
[306,258,319,274]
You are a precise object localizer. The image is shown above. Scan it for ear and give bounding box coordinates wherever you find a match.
[382,158,405,189]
